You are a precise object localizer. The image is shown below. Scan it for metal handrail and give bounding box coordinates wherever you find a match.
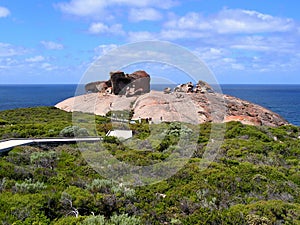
[0,136,101,143]
[0,137,102,154]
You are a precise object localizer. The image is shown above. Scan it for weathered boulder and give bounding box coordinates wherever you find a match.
[164,87,172,94]
[85,81,111,93]
[172,81,214,94]
[174,82,194,93]
[85,70,150,96]
[194,80,214,93]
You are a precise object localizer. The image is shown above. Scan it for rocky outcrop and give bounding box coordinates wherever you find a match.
[171,80,214,94]
[190,92,288,126]
[85,70,150,96]
[56,92,289,127]
[224,94,287,127]
[58,74,288,127]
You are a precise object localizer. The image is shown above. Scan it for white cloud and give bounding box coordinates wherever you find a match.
[222,58,235,63]
[55,0,106,17]
[40,41,64,50]
[192,43,297,73]
[55,0,176,17]
[160,29,208,40]
[113,0,177,9]
[196,47,225,61]
[94,44,118,56]
[230,36,296,53]
[25,55,45,62]
[88,22,125,35]
[164,12,211,30]
[193,47,236,72]
[129,8,162,22]
[127,29,209,41]
[156,8,300,74]
[127,31,156,42]
[0,43,27,57]
[0,57,18,69]
[41,63,57,71]
[46,5,300,76]
[0,6,10,18]
[164,9,296,35]
[231,63,245,70]
[214,9,295,34]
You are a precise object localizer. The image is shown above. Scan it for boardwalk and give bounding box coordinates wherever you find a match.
[0,137,101,153]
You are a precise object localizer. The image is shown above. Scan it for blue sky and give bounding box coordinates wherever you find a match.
[0,0,300,84]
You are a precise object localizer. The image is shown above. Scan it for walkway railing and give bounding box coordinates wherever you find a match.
[0,137,101,153]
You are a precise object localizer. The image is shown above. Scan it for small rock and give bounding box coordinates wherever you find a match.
[164,87,172,94]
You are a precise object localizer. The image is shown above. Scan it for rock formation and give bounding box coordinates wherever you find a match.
[85,70,150,96]
[85,81,111,93]
[58,72,289,127]
[174,82,194,93]
[194,80,214,93]
[172,80,214,94]
[164,87,172,94]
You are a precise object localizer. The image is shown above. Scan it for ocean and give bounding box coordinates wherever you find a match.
[0,84,300,126]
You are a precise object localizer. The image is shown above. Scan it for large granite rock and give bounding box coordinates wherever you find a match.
[58,73,288,126]
[56,87,289,127]
[85,70,150,96]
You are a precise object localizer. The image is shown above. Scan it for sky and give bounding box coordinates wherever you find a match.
[0,0,300,84]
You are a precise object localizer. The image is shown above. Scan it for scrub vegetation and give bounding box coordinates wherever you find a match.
[0,107,299,224]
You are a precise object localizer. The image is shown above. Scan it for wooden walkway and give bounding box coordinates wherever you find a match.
[0,137,101,153]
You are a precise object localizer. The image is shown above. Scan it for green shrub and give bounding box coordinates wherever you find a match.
[54,216,86,225]
[14,178,47,193]
[0,178,6,192]
[0,118,7,125]
[246,214,271,225]
[60,126,89,137]
[86,179,135,198]
[109,213,141,225]
[103,136,119,144]
[81,215,105,225]
[30,151,57,169]
[86,179,114,193]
